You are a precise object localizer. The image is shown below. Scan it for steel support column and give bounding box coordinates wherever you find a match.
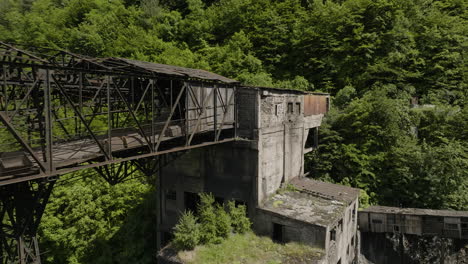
[0,179,56,264]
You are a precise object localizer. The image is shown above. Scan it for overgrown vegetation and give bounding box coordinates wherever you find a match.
[172,193,251,250]
[177,232,324,264]
[0,0,466,262]
[38,172,155,264]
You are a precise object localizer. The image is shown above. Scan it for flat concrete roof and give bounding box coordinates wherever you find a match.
[361,206,468,218]
[290,177,360,205]
[261,189,347,227]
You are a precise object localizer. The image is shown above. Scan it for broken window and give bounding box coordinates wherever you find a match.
[338,219,343,232]
[393,225,400,232]
[305,127,318,149]
[296,102,301,114]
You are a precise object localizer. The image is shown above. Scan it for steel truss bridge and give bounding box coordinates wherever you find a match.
[0,42,238,263]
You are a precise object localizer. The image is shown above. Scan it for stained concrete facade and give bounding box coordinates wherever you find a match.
[157,86,360,263]
[254,177,360,264]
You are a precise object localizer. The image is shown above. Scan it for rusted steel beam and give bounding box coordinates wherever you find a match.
[155,83,186,152]
[52,74,110,160]
[0,137,236,186]
[7,79,40,121]
[0,112,47,172]
[113,77,153,152]
[43,70,54,172]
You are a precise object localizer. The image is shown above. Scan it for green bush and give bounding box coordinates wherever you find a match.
[172,211,201,251]
[197,193,220,244]
[227,201,251,234]
[173,194,252,249]
[214,203,232,239]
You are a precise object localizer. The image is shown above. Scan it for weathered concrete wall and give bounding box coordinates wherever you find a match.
[159,141,258,231]
[326,200,359,264]
[253,209,327,249]
[257,90,316,204]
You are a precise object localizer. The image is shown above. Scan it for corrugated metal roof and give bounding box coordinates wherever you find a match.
[290,177,360,204]
[361,206,468,218]
[105,58,238,84]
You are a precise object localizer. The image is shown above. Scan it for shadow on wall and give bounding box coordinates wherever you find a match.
[80,189,157,264]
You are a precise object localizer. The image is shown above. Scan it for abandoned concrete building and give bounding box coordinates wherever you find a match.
[256,177,359,264]
[359,206,468,239]
[158,85,360,263]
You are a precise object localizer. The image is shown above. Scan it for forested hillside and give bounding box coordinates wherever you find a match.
[1,0,466,263]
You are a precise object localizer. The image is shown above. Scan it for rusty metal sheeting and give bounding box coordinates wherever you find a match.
[105,58,239,84]
[304,94,329,116]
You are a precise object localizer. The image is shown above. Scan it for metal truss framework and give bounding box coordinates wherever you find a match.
[0,41,237,186]
[0,42,237,263]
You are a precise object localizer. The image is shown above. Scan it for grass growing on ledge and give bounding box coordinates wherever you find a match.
[177,231,324,264]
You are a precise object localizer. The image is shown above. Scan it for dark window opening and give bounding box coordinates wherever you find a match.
[214,196,224,206]
[462,223,468,228]
[296,102,301,114]
[394,225,400,232]
[337,258,341,264]
[330,228,336,241]
[272,223,284,243]
[347,245,350,255]
[372,219,383,224]
[184,192,200,215]
[305,127,318,149]
[287,102,293,114]
[352,207,356,221]
[326,97,330,111]
[161,232,173,247]
[165,190,176,200]
[275,104,283,116]
[338,219,343,232]
[351,235,355,246]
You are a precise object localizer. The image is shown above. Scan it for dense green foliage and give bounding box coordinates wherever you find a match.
[38,172,155,264]
[308,85,468,210]
[1,0,466,262]
[172,193,251,250]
